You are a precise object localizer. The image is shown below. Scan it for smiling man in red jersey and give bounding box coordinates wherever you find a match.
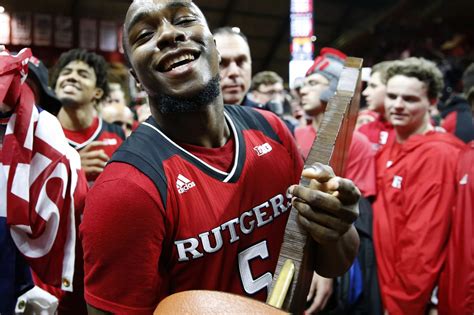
[51,49,125,183]
[80,1,362,314]
[372,57,465,315]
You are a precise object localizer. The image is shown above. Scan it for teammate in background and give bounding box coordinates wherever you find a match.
[81,1,360,313]
[358,61,394,149]
[51,49,125,183]
[373,57,465,315]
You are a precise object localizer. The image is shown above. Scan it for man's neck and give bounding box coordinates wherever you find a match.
[58,104,96,131]
[150,99,230,148]
[395,120,433,143]
[310,113,324,132]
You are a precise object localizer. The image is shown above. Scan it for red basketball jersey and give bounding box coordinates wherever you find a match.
[81,106,304,313]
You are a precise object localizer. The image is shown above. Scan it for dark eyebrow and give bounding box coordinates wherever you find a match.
[126,2,194,34]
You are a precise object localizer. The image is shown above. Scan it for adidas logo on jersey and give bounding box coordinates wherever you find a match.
[176,174,196,194]
[254,143,272,156]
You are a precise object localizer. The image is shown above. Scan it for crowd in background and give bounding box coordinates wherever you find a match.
[0,3,473,315]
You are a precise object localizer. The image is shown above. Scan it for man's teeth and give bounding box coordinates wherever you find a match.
[164,54,195,71]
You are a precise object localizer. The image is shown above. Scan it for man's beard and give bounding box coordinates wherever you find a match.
[156,75,221,114]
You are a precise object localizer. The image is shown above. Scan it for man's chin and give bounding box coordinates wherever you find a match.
[155,74,221,114]
[223,94,243,105]
[59,97,81,108]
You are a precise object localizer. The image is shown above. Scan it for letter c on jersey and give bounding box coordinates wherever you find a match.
[238,241,273,295]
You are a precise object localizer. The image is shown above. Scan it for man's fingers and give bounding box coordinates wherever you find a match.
[290,184,359,223]
[294,199,351,234]
[298,215,340,244]
[82,158,108,169]
[81,141,106,152]
[290,185,358,223]
[306,274,317,302]
[326,177,361,205]
[81,150,109,162]
[306,297,322,314]
[301,163,335,184]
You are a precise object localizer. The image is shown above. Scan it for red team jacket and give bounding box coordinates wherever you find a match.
[438,141,474,315]
[373,131,465,315]
[81,106,304,313]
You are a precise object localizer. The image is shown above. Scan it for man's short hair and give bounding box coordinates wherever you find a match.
[213,26,249,43]
[384,57,444,100]
[462,63,474,103]
[50,48,110,101]
[250,71,283,91]
[371,60,393,81]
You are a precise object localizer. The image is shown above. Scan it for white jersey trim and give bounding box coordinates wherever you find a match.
[67,118,103,150]
[142,111,239,183]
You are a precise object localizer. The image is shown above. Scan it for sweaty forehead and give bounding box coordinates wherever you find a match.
[125,0,200,28]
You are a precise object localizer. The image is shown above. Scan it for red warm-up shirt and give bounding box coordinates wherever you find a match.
[373,131,465,315]
[438,141,474,315]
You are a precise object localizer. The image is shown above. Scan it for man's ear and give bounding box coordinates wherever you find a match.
[129,69,142,90]
[93,87,104,101]
[213,38,222,62]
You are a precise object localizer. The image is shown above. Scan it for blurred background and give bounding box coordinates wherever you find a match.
[1,0,472,82]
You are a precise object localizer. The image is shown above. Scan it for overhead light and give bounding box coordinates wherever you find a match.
[0,6,4,14]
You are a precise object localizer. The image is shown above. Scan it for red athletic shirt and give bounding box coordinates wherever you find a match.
[63,117,125,182]
[81,107,304,314]
[358,115,394,150]
[373,131,465,315]
[438,141,474,315]
[294,125,376,198]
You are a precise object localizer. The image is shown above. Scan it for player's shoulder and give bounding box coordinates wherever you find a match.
[224,104,281,127]
[91,162,159,203]
[224,105,285,143]
[417,131,464,155]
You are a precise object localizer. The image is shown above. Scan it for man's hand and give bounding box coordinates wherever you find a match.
[306,272,334,314]
[79,141,109,179]
[289,163,360,245]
